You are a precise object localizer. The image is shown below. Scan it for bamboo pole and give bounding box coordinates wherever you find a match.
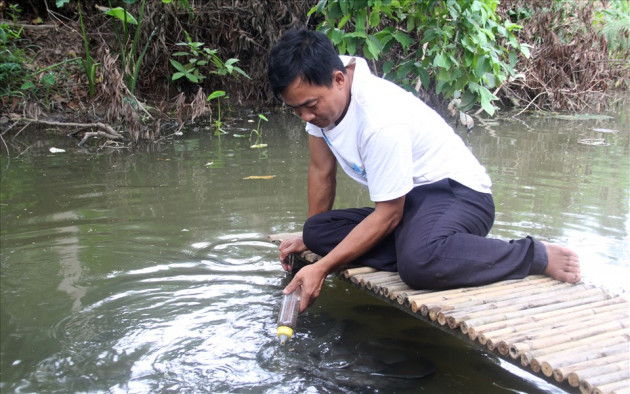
[363,272,400,289]
[536,323,630,376]
[344,266,378,278]
[469,299,628,342]
[423,279,568,320]
[553,353,628,383]
[579,368,630,394]
[374,278,406,295]
[350,271,384,285]
[382,283,412,298]
[355,271,395,286]
[567,361,629,388]
[460,293,613,335]
[520,333,627,368]
[440,285,603,329]
[397,290,432,306]
[492,311,629,356]
[529,339,629,373]
[592,379,630,394]
[405,276,547,307]
[407,276,556,312]
[424,281,565,319]
[515,327,629,365]
[448,288,609,330]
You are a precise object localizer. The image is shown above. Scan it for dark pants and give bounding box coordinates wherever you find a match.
[302,179,548,289]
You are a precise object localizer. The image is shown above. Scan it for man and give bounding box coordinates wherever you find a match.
[268,28,580,313]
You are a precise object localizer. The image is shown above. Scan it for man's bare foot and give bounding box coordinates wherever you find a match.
[542,242,581,283]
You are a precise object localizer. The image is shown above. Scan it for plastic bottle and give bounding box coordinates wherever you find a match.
[276,287,301,346]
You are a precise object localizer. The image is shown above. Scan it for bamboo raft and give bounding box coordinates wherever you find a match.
[268,233,630,394]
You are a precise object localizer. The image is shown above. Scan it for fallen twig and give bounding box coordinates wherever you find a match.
[10,117,125,142]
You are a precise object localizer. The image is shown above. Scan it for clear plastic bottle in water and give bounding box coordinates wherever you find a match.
[276,287,301,346]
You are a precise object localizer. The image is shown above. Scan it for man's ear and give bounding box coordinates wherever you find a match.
[333,70,346,88]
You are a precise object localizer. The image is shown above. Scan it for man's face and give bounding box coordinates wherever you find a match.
[280,71,348,129]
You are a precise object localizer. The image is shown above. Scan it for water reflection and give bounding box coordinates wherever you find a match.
[53,211,87,312]
[0,110,628,392]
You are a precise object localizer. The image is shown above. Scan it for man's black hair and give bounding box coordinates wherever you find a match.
[268,28,346,98]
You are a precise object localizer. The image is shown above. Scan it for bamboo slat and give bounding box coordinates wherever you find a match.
[554,353,628,383]
[269,240,630,394]
[473,301,628,345]
[530,340,629,374]
[493,312,629,357]
[592,380,630,394]
[464,296,627,339]
[579,368,630,394]
[567,361,630,388]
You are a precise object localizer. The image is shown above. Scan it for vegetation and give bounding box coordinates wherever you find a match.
[310,0,530,116]
[498,0,630,112]
[250,113,268,149]
[0,0,628,151]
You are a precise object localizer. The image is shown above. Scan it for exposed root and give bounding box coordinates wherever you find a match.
[9,117,124,145]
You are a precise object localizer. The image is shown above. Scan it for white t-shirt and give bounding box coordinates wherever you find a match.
[306,56,492,202]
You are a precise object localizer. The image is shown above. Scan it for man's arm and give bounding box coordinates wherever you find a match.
[278,135,337,268]
[307,134,337,217]
[284,196,405,312]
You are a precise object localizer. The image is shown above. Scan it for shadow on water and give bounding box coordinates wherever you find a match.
[1,109,628,392]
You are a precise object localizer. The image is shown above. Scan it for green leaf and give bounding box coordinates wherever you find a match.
[393,31,414,50]
[331,28,344,45]
[355,8,367,34]
[55,0,70,8]
[104,7,138,25]
[416,67,430,90]
[185,73,199,83]
[382,60,394,74]
[169,59,186,72]
[172,72,185,80]
[471,83,497,116]
[346,38,357,55]
[433,53,450,69]
[475,55,489,77]
[338,14,351,29]
[369,9,381,28]
[232,66,251,79]
[365,34,384,60]
[258,114,268,121]
[20,81,35,90]
[41,73,55,86]
[207,90,226,101]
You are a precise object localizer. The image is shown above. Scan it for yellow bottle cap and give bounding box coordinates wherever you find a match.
[277,326,294,338]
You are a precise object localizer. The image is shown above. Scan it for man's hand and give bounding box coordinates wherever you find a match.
[278,237,308,271]
[282,262,328,313]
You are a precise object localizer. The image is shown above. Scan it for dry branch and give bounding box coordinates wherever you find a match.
[11,117,124,142]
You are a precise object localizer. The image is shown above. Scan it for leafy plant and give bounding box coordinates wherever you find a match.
[94,0,192,94]
[77,1,97,97]
[170,31,250,83]
[0,21,26,98]
[96,0,150,94]
[310,0,529,116]
[249,114,268,148]
[206,90,227,135]
[594,0,630,60]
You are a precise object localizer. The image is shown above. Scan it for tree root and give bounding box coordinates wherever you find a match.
[8,117,125,146]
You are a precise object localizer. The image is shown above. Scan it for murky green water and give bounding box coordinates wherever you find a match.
[1,110,628,393]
